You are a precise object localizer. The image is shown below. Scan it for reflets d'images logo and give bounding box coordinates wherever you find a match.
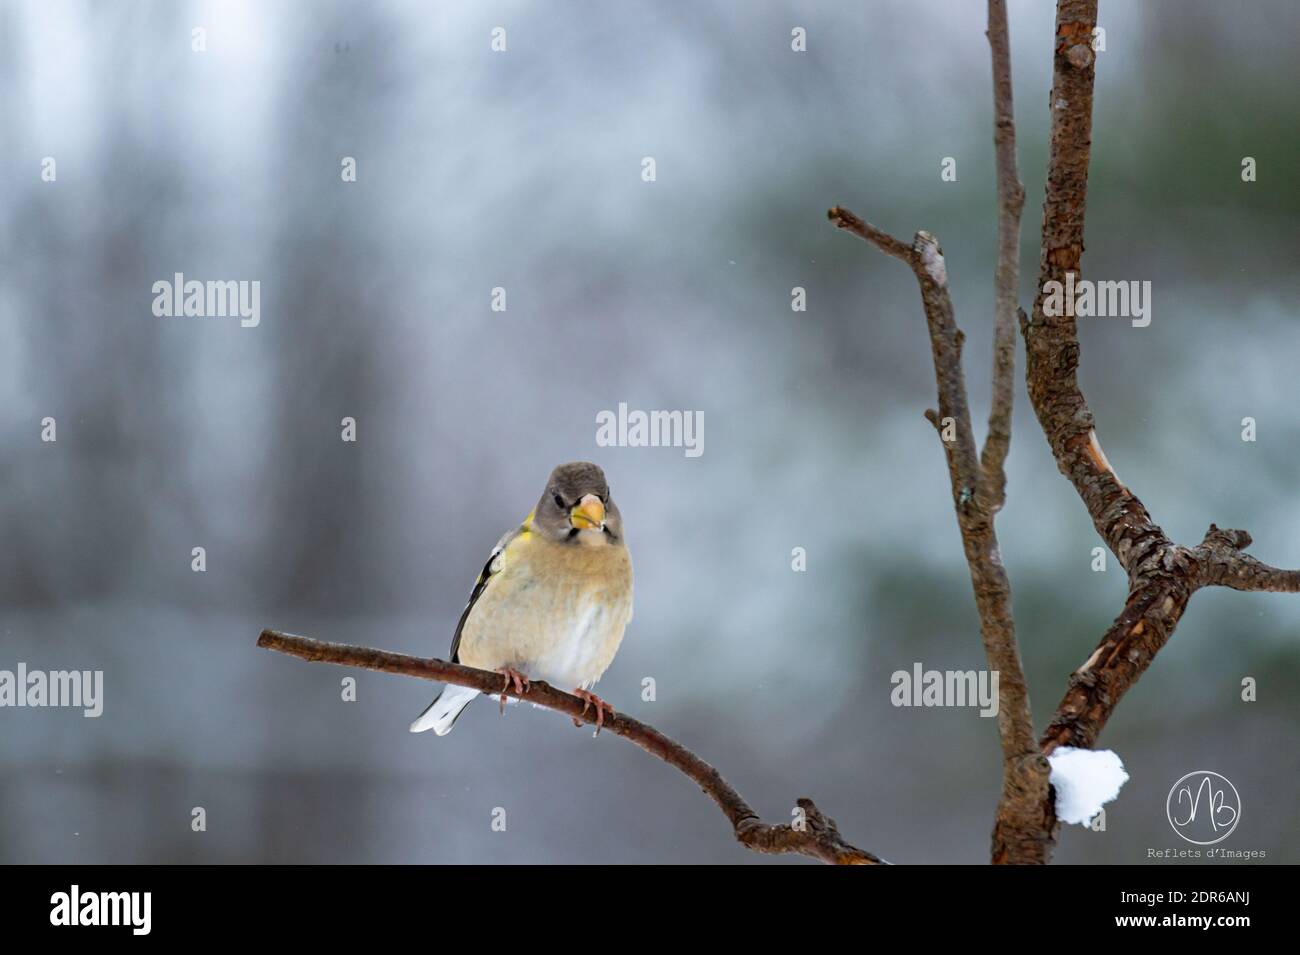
[1166,771,1241,845]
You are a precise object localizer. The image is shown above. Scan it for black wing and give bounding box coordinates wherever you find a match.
[449,526,522,662]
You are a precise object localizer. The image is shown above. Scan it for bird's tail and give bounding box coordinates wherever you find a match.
[409,685,479,735]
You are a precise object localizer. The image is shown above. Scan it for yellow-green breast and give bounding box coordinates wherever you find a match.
[456,531,633,691]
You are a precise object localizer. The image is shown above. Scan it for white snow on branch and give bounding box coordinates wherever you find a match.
[1047,746,1130,825]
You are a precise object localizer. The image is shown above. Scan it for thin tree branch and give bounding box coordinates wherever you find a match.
[980,0,1026,517]
[1191,525,1300,592]
[1207,560,1300,593]
[255,629,885,865]
[981,0,1051,864]
[826,208,1044,862]
[825,206,914,263]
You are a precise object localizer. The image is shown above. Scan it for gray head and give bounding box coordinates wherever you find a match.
[530,462,624,545]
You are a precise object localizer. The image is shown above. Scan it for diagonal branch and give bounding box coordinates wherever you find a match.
[826,207,1045,863]
[1023,0,1167,574]
[1022,0,1175,582]
[255,629,885,865]
[1038,521,1300,753]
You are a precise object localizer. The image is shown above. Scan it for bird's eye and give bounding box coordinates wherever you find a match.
[553,493,565,509]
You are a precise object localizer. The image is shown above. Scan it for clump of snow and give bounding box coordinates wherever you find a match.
[1047,746,1130,825]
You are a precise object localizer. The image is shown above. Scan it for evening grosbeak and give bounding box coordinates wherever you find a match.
[410,462,633,735]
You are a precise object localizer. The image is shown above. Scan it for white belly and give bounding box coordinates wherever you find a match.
[530,599,614,690]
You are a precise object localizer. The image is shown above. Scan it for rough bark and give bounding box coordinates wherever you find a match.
[1041,525,1300,753]
[1023,0,1300,857]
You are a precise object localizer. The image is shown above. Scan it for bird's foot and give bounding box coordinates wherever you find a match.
[497,667,530,714]
[571,689,613,734]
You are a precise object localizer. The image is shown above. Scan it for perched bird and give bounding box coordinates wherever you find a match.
[410,462,633,736]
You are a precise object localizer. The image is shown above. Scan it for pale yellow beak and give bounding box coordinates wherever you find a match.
[569,494,606,530]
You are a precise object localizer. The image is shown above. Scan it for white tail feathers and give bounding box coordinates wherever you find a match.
[409,685,480,735]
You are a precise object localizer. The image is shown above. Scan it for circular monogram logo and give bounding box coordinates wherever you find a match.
[1166,771,1240,845]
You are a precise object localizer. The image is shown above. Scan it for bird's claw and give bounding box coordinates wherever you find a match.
[497,667,530,715]
[571,689,613,735]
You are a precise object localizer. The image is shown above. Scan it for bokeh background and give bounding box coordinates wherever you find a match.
[2,0,1296,864]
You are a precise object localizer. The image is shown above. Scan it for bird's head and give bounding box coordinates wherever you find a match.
[531,461,623,545]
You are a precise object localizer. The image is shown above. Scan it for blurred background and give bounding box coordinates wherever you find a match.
[1,0,1296,864]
